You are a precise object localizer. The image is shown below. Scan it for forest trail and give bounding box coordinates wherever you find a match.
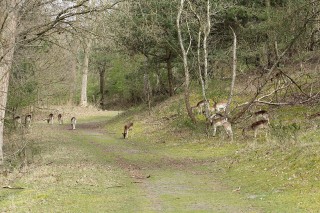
[0,114,260,212]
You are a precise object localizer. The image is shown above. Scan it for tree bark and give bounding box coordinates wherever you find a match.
[177,0,196,123]
[203,0,210,88]
[68,43,78,105]
[226,27,237,115]
[0,0,18,164]
[166,58,174,97]
[80,38,92,107]
[99,66,106,108]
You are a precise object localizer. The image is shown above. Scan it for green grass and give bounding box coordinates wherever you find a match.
[3,80,320,212]
[0,123,151,212]
[102,87,320,212]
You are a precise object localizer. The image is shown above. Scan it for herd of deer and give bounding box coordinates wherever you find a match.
[13,113,77,130]
[122,99,271,141]
[192,99,270,141]
[11,101,320,141]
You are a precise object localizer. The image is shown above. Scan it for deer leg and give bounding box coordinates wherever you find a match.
[213,125,217,137]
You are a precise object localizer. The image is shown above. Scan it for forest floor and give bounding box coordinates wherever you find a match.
[0,111,260,212]
[1,97,320,212]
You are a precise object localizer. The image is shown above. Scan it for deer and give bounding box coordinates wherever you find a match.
[123,122,133,139]
[25,114,32,128]
[47,113,54,124]
[58,113,63,125]
[14,116,22,128]
[213,101,228,112]
[194,99,210,115]
[207,113,233,141]
[71,117,77,130]
[254,110,269,122]
[243,119,269,138]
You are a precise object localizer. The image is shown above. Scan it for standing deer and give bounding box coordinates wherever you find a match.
[14,116,22,128]
[207,113,233,141]
[123,122,133,139]
[243,119,269,138]
[194,100,210,115]
[212,101,228,113]
[25,114,32,128]
[71,117,77,130]
[47,113,54,124]
[58,114,63,125]
[254,110,269,122]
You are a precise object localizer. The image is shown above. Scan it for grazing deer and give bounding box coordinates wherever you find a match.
[71,117,77,130]
[47,113,54,124]
[243,119,269,138]
[212,101,228,113]
[195,100,210,115]
[25,114,32,128]
[58,114,63,125]
[254,110,269,122]
[123,122,133,139]
[207,113,233,140]
[14,116,22,128]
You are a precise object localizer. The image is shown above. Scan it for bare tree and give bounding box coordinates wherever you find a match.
[177,0,196,123]
[188,0,211,118]
[0,0,18,164]
[80,38,92,107]
[226,27,237,115]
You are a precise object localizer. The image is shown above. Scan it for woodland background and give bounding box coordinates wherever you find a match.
[1,0,320,162]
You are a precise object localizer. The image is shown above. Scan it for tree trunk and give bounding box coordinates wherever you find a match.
[80,38,92,107]
[197,30,209,118]
[166,58,174,97]
[177,0,196,123]
[203,0,211,88]
[144,73,152,115]
[0,1,18,164]
[99,66,106,108]
[68,38,79,106]
[226,27,237,115]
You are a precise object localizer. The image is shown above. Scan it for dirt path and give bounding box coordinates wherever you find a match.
[0,117,260,212]
[76,119,260,212]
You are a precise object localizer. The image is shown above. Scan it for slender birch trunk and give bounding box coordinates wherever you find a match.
[167,59,174,97]
[99,66,106,108]
[177,0,196,123]
[0,1,18,164]
[226,27,237,115]
[68,39,79,106]
[80,38,92,107]
[203,0,211,89]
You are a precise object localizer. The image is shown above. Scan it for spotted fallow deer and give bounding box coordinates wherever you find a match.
[71,117,77,130]
[46,113,54,124]
[243,119,269,138]
[14,116,22,128]
[207,113,233,140]
[58,113,63,125]
[194,100,210,114]
[212,101,228,113]
[123,122,133,139]
[254,110,269,122]
[25,114,32,128]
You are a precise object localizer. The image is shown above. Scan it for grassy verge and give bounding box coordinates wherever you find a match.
[0,120,151,212]
[105,93,320,212]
